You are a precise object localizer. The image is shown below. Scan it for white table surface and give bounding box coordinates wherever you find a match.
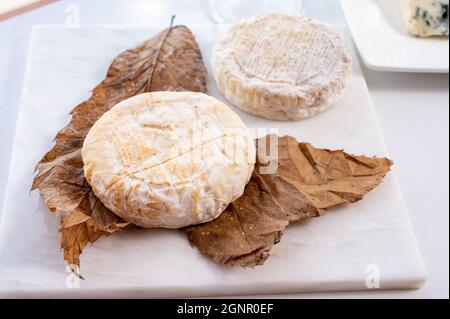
[0,0,448,299]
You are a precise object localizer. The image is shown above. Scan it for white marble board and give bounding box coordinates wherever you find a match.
[0,25,426,297]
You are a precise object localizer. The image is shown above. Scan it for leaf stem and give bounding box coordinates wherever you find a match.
[145,15,177,92]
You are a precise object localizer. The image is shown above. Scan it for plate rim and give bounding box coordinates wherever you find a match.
[340,0,450,73]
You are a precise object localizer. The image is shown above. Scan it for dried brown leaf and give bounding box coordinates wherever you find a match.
[32,22,207,269]
[184,135,393,267]
[31,22,392,271]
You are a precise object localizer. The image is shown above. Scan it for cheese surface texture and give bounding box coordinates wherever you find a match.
[401,0,449,37]
[212,13,352,121]
[82,92,256,228]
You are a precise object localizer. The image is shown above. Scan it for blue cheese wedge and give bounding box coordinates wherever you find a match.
[401,0,449,37]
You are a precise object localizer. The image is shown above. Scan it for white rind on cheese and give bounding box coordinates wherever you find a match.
[212,13,352,121]
[82,92,256,229]
[401,0,449,37]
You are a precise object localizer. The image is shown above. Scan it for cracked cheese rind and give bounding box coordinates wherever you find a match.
[212,13,352,121]
[82,92,256,228]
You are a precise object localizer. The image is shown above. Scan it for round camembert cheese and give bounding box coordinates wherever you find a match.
[212,13,352,120]
[82,92,256,228]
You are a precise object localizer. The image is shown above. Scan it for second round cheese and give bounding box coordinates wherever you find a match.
[212,13,352,120]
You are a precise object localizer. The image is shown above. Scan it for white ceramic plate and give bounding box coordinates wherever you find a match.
[0,25,426,298]
[341,0,449,73]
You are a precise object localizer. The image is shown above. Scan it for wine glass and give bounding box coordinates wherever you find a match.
[206,0,303,24]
